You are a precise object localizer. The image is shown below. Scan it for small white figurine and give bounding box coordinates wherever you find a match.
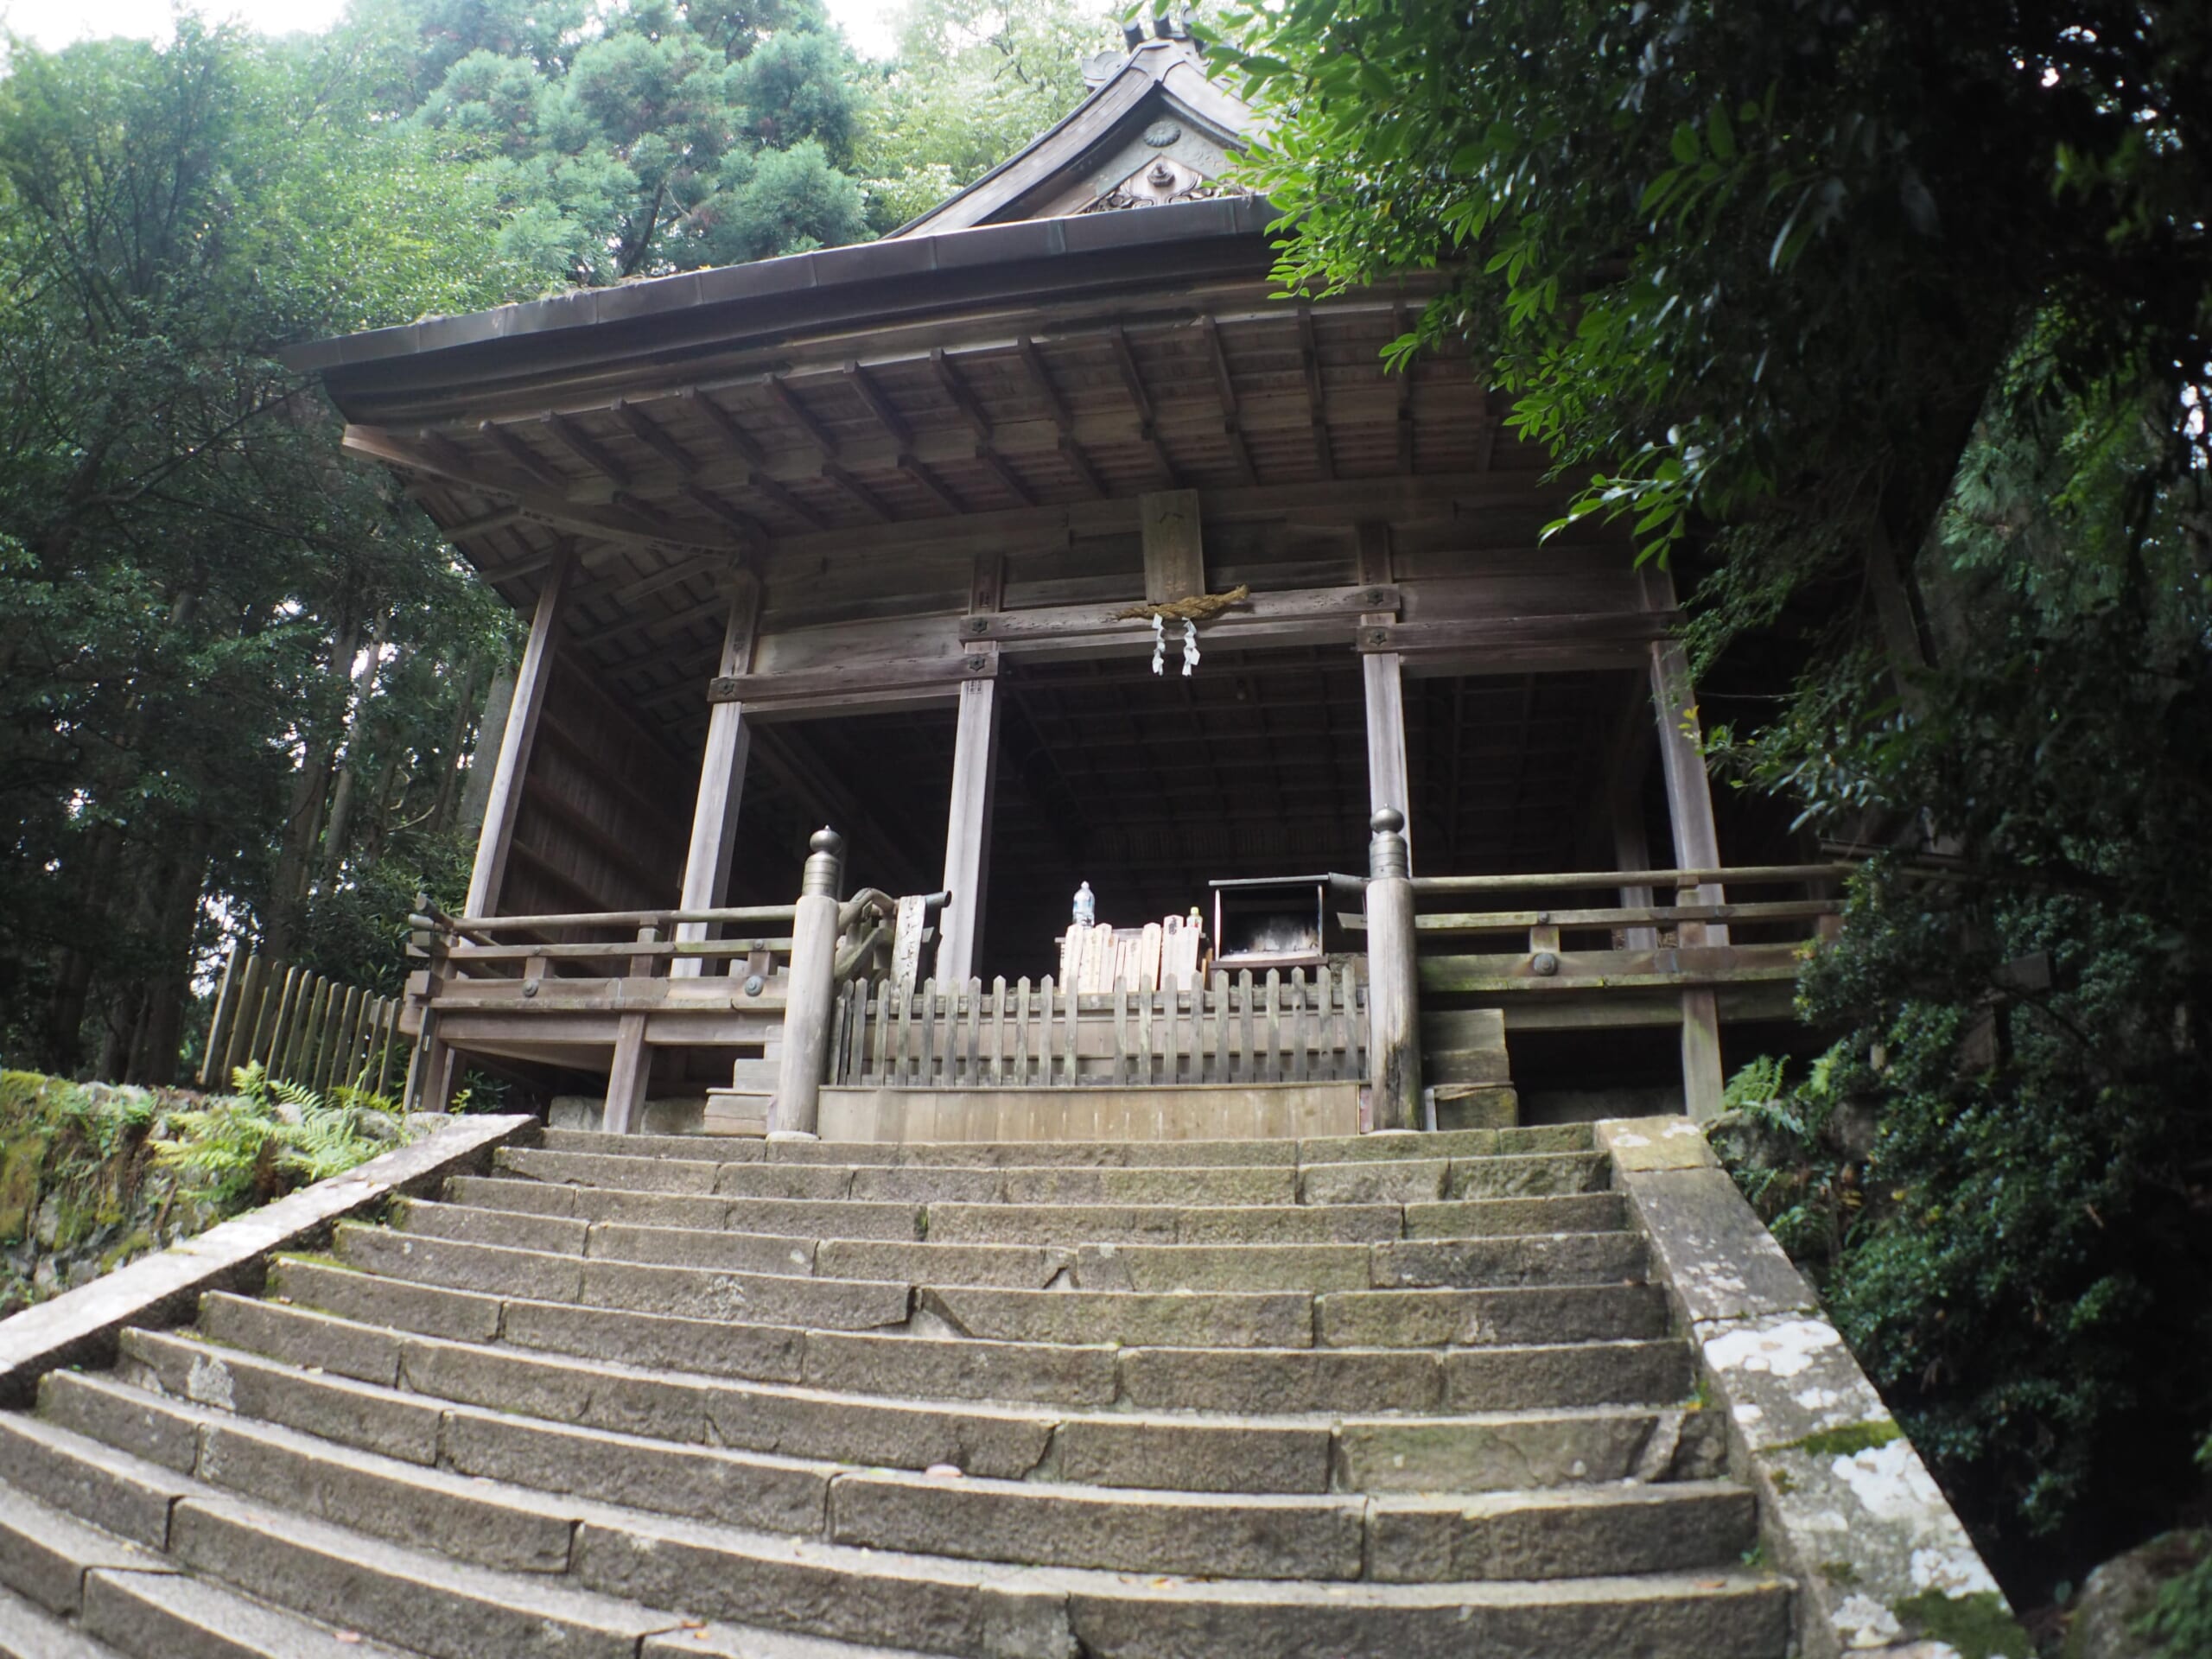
[1072,880,1096,926]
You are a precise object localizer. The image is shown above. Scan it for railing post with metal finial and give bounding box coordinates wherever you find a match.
[772,826,845,1137]
[1364,807,1422,1132]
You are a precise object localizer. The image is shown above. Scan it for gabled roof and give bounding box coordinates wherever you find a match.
[892,34,1261,239]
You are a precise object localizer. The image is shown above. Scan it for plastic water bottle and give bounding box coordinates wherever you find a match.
[1072,881,1096,927]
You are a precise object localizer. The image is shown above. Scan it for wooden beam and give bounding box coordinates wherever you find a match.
[679,388,772,467]
[935,676,1000,984]
[1297,307,1336,482]
[843,360,913,451]
[679,485,769,545]
[679,390,830,531]
[613,398,702,476]
[1140,489,1205,605]
[821,461,891,522]
[709,583,1393,706]
[1392,303,1416,474]
[1639,563,1728,1117]
[474,423,570,492]
[673,575,759,978]
[897,454,964,515]
[1198,316,1257,485]
[541,412,632,488]
[465,546,572,918]
[345,425,738,555]
[929,348,993,441]
[439,505,524,541]
[1363,652,1413,870]
[765,374,840,459]
[1109,326,1178,486]
[971,445,1034,507]
[602,1010,652,1134]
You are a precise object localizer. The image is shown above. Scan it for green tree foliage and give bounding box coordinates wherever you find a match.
[387,0,871,281]
[1217,0,2212,1588]
[855,0,1120,232]
[0,23,525,1082]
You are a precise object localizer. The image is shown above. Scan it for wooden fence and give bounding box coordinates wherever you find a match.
[198,947,405,1100]
[830,966,1368,1090]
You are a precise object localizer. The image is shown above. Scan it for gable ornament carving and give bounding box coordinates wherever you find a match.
[1078,156,1241,214]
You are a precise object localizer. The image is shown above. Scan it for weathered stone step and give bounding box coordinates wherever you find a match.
[920,1281,1666,1350]
[444,1173,1632,1244]
[0,1408,1779,1659]
[394,1200,1645,1291]
[1057,1570,1789,1659]
[838,1471,1751,1581]
[73,1567,430,1659]
[338,1224,1658,1351]
[0,1579,126,1658]
[0,1418,963,1659]
[103,1304,1705,1498]
[43,1359,1745,1586]
[1300,1153,1609,1204]
[333,1225,912,1330]
[217,1275,1692,1416]
[0,1483,162,1620]
[534,1124,1592,1167]
[918,1198,1502,1245]
[494,1144,1611,1208]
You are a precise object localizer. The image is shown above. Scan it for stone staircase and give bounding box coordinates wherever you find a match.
[0,1122,1795,1658]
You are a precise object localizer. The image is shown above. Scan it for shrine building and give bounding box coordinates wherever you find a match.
[285,26,1838,1141]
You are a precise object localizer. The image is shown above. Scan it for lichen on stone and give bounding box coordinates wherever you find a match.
[1894,1589,2030,1659]
[1783,1419,1904,1458]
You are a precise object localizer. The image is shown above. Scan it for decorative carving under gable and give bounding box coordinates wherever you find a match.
[1078,156,1242,213]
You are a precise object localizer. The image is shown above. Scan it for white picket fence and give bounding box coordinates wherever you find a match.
[830,965,1367,1090]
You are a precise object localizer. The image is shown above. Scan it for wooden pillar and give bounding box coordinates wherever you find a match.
[934,675,1000,984]
[773,829,844,1136]
[1642,566,1728,1118]
[673,578,759,978]
[1356,521,1410,868]
[1611,795,1659,952]
[602,1012,651,1135]
[463,549,573,918]
[1363,653,1412,869]
[1363,809,1422,1131]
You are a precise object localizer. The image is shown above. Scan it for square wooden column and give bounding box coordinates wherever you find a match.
[673,578,759,978]
[463,547,573,918]
[1642,566,1728,1118]
[934,675,1000,985]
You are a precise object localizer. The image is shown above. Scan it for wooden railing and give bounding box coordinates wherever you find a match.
[1383,862,1849,993]
[830,967,1369,1090]
[198,948,405,1098]
[407,900,801,981]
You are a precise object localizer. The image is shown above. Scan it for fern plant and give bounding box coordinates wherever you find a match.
[150,1064,410,1211]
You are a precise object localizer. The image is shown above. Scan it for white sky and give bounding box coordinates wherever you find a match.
[2,0,906,58]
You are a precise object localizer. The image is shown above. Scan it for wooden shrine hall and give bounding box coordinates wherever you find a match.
[289,30,1840,1140]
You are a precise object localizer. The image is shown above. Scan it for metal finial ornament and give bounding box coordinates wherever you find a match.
[1369,807,1410,880]
[801,826,844,898]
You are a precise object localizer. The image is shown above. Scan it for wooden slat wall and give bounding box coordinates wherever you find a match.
[504,653,691,921]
